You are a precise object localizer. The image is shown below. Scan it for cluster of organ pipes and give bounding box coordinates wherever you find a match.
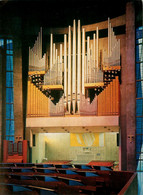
[49,95,64,116]
[44,39,63,85]
[27,76,120,117]
[103,18,120,67]
[29,28,46,72]
[28,18,121,116]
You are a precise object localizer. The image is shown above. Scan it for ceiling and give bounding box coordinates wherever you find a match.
[0,0,127,27]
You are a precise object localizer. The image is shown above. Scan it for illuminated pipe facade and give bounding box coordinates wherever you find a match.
[28,19,120,116]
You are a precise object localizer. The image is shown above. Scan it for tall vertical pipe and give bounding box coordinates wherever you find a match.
[38,32,40,58]
[93,33,96,68]
[82,28,85,95]
[109,23,112,57]
[87,36,90,82]
[53,43,56,66]
[96,27,99,71]
[118,39,120,65]
[77,20,81,112]
[108,18,110,57]
[50,34,53,70]
[40,27,42,59]
[60,44,62,84]
[64,34,67,111]
[56,49,58,84]
[68,26,71,113]
[72,20,76,114]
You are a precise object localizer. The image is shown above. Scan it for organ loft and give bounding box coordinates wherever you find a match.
[27,18,120,117]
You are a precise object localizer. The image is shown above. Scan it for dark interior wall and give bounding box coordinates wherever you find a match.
[0,49,3,161]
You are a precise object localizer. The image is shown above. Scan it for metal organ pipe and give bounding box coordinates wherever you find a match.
[64,34,67,110]
[108,18,110,57]
[96,27,99,71]
[40,27,42,59]
[50,34,53,69]
[60,44,62,84]
[77,20,81,112]
[87,36,90,83]
[93,33,96,69]
[72,20,76,114]
[82,28,85,95]
[68,26,71,113]
[53,43,56,66]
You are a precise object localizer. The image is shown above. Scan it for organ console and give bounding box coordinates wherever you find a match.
[27,18,121,117]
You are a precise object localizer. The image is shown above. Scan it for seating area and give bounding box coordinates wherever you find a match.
[0,162,136,195]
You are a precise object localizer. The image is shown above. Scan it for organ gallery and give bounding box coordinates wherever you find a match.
[27,18,120,117]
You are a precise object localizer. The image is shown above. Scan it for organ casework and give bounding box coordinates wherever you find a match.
[27,18,121,116]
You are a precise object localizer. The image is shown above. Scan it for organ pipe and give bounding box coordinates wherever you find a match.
[82,28,85,95]
[72,20,76,114]
[50,34,53,69]
[87,36,90,83]
[53,43,56,66]
[77,20,81,112]
[68,26,71,113]
[64,34,67,110]
[96,27,99,70]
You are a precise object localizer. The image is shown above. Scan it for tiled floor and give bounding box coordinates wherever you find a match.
[137,172,143,195]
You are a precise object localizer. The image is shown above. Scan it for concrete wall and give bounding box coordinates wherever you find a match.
[31,133,119,163]
[13,37,24,139]
[32,133,45,163]
[125,2,136,171]
[120,2,136,171]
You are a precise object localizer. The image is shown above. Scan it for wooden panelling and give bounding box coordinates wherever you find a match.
[27,81,49,117]
[97,76,120,116]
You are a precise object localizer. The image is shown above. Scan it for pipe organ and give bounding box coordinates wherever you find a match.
[27,18,121,117]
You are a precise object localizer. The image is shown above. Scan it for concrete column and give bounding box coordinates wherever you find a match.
[125,2,136,171]
[13,38,24,139]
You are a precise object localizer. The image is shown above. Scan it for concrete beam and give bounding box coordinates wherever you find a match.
[26,116,119,128]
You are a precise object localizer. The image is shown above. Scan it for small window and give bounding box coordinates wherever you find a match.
[117,133,119,146]
[33,134,36,146]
